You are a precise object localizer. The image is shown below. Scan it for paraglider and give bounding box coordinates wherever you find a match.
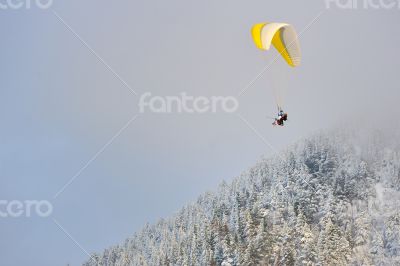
[251,22,301,67]
[272,107,288,126]
[251,22,301,126]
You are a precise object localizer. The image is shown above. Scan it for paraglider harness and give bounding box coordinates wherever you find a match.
[272,107,288,126]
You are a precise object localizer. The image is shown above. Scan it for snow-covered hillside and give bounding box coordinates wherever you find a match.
[83,129,400,265]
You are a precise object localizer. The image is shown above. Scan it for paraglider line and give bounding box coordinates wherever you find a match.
[237,10,325,97]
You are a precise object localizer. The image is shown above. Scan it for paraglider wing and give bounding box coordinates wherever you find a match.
[251,22,301,67]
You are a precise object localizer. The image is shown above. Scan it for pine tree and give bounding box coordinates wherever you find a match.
[318,213,351,265]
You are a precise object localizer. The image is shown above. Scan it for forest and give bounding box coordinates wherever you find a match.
[84,129,400,265]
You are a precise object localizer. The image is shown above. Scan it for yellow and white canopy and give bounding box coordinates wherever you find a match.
[251,22,301,67]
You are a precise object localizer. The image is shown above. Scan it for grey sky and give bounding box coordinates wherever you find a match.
[1,0,400,265]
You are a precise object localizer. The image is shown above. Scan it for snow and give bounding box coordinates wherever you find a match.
[83,128,400,266]
[375,183,384,203]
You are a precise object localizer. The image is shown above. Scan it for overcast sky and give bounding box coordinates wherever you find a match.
[1,0,400,265]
